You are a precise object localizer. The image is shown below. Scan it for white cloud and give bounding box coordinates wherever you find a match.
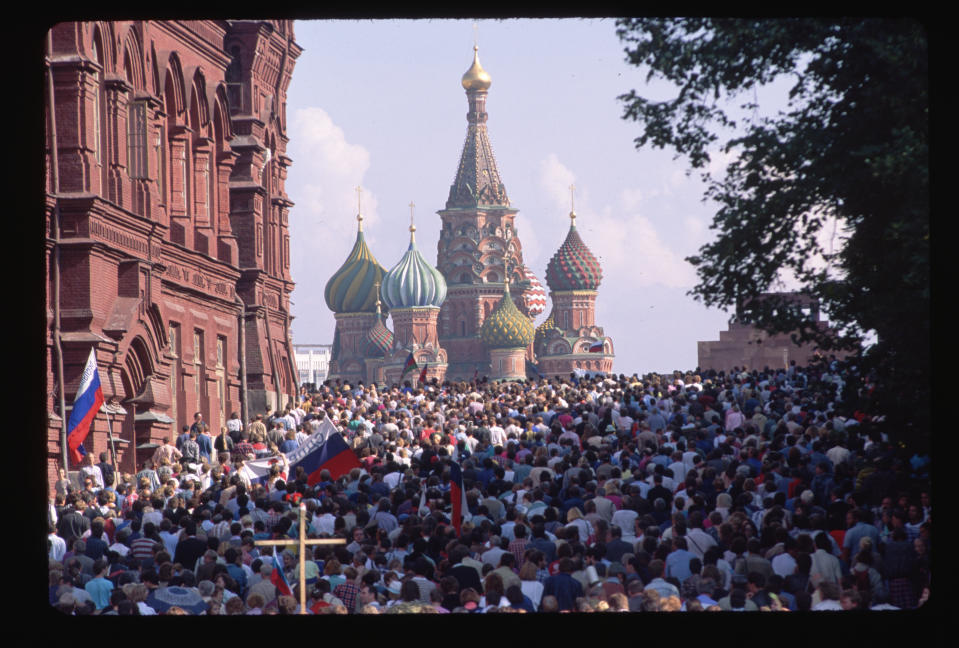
[774,213,850,292]
[539,153,577,212]
[589,206,697,289]
[290,106,379,240]
[286,107,383,341]
[535,155,696,291]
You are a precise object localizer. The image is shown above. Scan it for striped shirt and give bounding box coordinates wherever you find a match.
[130,536,158,562]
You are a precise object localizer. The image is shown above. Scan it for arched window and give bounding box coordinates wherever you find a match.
[91,36,104,170]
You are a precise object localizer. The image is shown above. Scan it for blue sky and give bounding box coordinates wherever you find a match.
[285,18,743,374]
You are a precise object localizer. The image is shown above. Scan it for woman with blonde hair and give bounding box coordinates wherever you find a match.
[122,582,156,615]
[565,507,593,545]
[518,560,543,610]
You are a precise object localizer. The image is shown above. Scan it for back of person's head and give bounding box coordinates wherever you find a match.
[819,581,840,601]
[814,532,832,551]
[648,559,665,579]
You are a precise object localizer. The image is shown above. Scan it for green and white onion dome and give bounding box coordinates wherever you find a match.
[381,227,448,310]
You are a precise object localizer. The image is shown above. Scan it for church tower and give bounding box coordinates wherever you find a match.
[536,193,615,376]
[324,200,388,385]
[380,204,449,386]
[435,46,541,379]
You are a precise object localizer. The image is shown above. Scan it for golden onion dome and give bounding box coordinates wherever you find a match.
[481,282,534,349]
[461,45,492,91]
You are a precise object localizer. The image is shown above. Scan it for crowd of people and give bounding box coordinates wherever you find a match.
[47,355,933,615]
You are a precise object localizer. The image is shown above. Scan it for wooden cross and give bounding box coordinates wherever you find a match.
[254,503,346,614]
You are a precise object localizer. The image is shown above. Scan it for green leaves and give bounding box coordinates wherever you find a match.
[618,18,929,443]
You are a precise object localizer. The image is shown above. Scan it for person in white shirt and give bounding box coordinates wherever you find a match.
[811,581,844,610]
[49,525,67,562]
[684,512,718,561]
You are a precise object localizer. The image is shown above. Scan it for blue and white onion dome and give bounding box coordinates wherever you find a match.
[380,220,447,310]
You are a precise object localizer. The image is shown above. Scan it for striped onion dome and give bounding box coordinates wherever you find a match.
[381,227,447,310]
[324,224,388,314]
[545,215,603,292]
[481,282,535,349]
[363,314,394,358]
[518,264,548,317]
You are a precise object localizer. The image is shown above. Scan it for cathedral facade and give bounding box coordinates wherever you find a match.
[325,46,613,385]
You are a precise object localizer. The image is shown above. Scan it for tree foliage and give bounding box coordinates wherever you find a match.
[616,18,929,443]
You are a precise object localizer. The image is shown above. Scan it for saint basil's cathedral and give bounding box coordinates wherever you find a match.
[324,47,614,384]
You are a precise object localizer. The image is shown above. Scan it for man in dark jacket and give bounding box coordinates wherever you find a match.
[542,557,584,611]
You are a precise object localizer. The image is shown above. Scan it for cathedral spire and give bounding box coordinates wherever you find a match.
[447,46,509,209]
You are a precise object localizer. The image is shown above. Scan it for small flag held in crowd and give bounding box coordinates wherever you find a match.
[67,348,105,466]
[271,551,293,597]
[401,352,417,379]
[449,461,468,537]
[418,363,429,386]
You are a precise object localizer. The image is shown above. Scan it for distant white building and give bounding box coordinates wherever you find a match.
[293,344,333,387]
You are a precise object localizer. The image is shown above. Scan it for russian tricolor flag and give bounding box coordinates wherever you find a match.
[401,352,417,378]
[271,551,293,597]
[67,348,104,466]
[287,431,361,487]
[588,340,605,353]
[449,461,468,537]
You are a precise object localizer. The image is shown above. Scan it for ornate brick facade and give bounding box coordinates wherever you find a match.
[45,20,301,487]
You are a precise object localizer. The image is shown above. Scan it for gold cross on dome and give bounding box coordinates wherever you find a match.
[355,186,364,230]
[569,184,577,224]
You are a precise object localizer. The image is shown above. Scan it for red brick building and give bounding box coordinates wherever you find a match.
[697,292,847,372]
[44,20,301,486]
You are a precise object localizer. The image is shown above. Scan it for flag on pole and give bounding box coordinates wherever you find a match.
[237,455,288,487]
[588,340,605,353]
[271,551,293,597]
[67,348,105,466]
[449,461,468,537]
[418,363,429,386]
[401,352,417,379]
[286,431,361,486]
[527,361,543,380]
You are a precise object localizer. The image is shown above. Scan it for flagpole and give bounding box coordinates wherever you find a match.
[298,503,307,614]
[106,401,119,484]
